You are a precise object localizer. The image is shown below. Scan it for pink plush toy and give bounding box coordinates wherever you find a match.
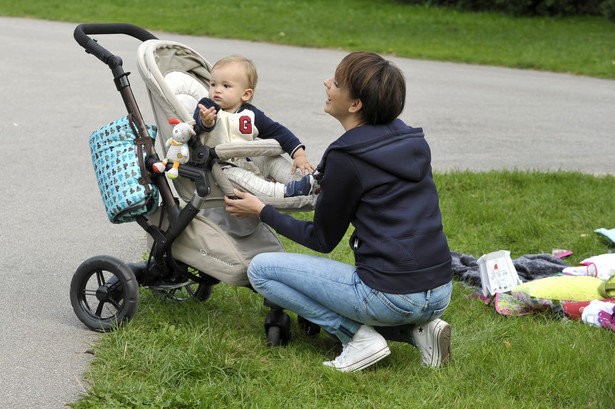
[153,118,195,179]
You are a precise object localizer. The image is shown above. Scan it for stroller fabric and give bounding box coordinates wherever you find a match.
[147,206,284,286]
[89,115,158,224]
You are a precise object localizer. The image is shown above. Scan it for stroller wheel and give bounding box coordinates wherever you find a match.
[151,282,214,302]
[266,326,284,347]
[149,262,216,302]
[264,308,291,347]
[70,255,139,332]
[297,316,321,336]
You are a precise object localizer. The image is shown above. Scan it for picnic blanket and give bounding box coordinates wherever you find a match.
[451,251,569,287]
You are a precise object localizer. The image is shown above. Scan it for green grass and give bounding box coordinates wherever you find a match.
[1,0,614,78]
[438,170,614,258]
[69,171,615,409]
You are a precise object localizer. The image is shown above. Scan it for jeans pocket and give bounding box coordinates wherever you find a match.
[373,286,452,325]
[374,292,421,320]
[427,305,448,322]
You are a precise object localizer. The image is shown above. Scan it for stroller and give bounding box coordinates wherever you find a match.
[69,23,318,346]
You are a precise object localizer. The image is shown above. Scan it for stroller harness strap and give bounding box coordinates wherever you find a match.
[127,114,155,195]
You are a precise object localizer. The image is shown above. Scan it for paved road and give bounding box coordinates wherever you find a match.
[0,16,614,408]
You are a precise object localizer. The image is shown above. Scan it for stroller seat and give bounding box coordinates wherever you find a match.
[137,39,317,212]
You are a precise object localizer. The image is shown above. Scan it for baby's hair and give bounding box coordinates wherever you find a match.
[213,55,258,101]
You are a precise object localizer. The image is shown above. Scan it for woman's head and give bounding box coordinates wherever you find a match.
[333,51,406,126]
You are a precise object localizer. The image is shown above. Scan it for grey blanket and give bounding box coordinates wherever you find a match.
[451,251,570,287]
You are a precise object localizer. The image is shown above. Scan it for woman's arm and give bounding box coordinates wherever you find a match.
[224,189,266,218]
[225,150,362,253]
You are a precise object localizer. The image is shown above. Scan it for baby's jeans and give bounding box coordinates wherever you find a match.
[248,252,452,345]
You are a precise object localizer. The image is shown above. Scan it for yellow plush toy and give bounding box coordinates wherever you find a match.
[513,275,604,303]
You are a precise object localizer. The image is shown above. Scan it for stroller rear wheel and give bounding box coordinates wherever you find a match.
[70,255,139,331]
[297,316,321,336]
[150,282,214,302]
[148,261,216,302]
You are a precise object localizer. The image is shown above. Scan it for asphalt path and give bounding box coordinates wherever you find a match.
[1,16,614,408]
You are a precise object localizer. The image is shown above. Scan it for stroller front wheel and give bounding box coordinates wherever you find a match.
[266,326,284,347]
[264,308,291,347]
[70,255,139,331]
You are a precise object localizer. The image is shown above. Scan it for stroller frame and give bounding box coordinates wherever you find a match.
[69,23,304,346]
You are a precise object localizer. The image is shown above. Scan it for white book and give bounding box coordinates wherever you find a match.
[477,250,522,297]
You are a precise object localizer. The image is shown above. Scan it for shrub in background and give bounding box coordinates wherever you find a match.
[397,0,615,20]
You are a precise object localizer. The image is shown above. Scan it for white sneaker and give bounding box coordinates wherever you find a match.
[413,319,451,368]
[323,325,391,372]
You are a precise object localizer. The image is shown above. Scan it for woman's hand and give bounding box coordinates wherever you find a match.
[224,189,266,219]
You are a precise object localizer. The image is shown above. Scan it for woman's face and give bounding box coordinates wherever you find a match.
[323,76,357,125]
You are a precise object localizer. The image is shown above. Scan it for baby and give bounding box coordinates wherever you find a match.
[193,55,316,198]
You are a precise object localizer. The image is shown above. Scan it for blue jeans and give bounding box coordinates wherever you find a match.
[248,252,452,345]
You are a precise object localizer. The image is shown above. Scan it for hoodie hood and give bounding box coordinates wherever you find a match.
[317,119,431,182]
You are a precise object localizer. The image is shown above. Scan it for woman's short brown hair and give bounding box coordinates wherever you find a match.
[335,51,406,125]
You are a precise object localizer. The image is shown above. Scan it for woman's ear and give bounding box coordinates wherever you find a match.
[349,99,363,113]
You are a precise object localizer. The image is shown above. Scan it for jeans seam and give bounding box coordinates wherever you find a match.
[356,288,376,319]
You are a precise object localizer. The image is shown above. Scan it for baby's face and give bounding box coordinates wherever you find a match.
[208,62,252,112]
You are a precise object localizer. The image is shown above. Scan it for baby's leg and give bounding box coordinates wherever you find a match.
[223,166,285,198]
[250,156,302,185]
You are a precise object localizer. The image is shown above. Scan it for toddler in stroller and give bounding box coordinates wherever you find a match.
[69,23,317,346]
[194,54,318,199]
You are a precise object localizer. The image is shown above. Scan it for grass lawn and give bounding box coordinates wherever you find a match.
[1,0,614,79]
[69,171,615,409]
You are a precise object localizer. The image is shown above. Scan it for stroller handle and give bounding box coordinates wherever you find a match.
[74,23,158,70]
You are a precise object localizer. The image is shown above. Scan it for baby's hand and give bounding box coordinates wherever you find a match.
[292,148,316,176]
[198,104,217,128]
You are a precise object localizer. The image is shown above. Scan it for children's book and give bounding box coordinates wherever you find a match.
[477,250,522,297]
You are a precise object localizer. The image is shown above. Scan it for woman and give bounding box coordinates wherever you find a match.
[224,51,453,372]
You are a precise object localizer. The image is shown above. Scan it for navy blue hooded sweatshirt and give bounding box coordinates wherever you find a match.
[259,118,452,294]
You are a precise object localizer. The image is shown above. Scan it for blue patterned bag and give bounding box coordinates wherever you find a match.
[89,115,159,224]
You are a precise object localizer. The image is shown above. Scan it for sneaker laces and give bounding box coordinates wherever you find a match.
[332,343,352,366]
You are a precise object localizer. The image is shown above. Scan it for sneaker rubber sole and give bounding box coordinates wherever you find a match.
[431,321,451,368]
[324,345,391,373]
